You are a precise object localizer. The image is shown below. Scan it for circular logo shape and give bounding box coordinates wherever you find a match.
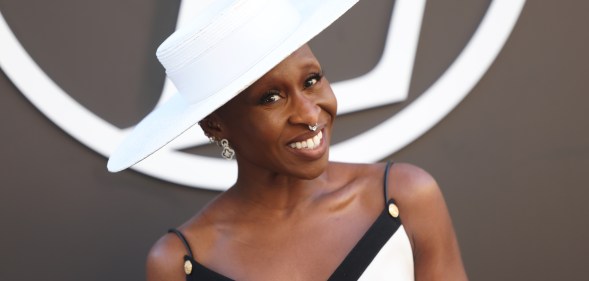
[0,0,526,190]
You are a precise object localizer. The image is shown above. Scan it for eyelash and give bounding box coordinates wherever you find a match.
[259,90,282,105]
[304,72,323,89]
[258,71,324,105]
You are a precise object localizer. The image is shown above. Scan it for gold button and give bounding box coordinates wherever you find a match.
[184,260,193,275]
[388,203,399,218]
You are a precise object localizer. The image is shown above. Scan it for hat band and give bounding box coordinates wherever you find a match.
[163,0,301,105]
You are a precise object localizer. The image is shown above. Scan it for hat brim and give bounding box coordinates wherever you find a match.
[107,0,358,172]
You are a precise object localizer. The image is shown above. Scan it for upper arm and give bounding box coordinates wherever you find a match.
[388,163,468,281]
[146,234,187,281]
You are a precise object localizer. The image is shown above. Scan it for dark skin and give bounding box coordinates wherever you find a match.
[146,45,468,281]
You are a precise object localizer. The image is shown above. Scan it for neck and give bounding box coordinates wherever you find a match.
[227,162,333,215]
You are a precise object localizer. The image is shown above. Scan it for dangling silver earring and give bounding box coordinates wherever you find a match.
[308,123,318,132]
[220,139,235,160]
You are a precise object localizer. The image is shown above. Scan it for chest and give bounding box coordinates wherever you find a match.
[202,209,379,280]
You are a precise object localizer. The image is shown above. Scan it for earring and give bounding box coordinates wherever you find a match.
[220,139,235,160]
[308,123,318,132]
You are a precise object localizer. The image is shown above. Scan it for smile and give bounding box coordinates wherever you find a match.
[289,131,323,150]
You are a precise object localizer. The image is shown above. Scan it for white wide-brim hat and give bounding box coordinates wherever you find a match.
[107,0,358,172]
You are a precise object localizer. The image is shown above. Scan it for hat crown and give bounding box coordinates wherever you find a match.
[156,0,300,104]
[156,0,264,73]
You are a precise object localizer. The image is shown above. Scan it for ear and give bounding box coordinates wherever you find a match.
[199,113,224,140]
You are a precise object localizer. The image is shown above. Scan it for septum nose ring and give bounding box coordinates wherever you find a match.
[308,123,318,132]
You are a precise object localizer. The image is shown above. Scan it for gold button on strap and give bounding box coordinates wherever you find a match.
[184,259,193,275]
[388,203,399,218]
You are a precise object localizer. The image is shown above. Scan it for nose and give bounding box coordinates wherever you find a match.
[288,92,320,127]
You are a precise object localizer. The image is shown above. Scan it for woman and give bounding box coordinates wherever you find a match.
[108,0,467,280]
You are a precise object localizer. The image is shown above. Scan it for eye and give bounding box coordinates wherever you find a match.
[259,90,282,104]
[304,72,323,89]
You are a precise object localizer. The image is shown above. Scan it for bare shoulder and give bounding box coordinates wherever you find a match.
[386,163,443,210]
[146,231,189,281]
[385,162,446,234]
[145,196,227,281]
[385,162,446,243]
[387,162,469,280]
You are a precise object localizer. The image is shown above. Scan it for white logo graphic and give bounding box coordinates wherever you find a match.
[0,0,526,190]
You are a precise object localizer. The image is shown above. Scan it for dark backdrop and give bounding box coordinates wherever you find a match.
[1,0,588,280]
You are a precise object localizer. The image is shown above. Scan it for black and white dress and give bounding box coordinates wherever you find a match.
[168,162,414,281]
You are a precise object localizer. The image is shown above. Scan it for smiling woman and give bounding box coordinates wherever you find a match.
[107,0,467,280]
[205,46,336,180]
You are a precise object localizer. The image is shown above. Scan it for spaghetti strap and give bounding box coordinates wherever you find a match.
[168,228,194,258]
[383,161,395,205]
[383,161,401,219]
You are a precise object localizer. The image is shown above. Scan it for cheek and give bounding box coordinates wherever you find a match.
[321,84,338,118]
[228,114,283,150]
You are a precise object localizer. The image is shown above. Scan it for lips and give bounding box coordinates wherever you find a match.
[288,130,323,150]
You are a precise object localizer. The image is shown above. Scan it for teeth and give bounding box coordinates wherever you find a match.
[289,131,323,150]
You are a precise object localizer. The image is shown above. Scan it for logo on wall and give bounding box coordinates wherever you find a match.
[0,0,526,190]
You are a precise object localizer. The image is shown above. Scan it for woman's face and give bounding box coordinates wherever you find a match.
[212,45,337,179]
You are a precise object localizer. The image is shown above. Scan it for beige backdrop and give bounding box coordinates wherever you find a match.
[1,0,588,280]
